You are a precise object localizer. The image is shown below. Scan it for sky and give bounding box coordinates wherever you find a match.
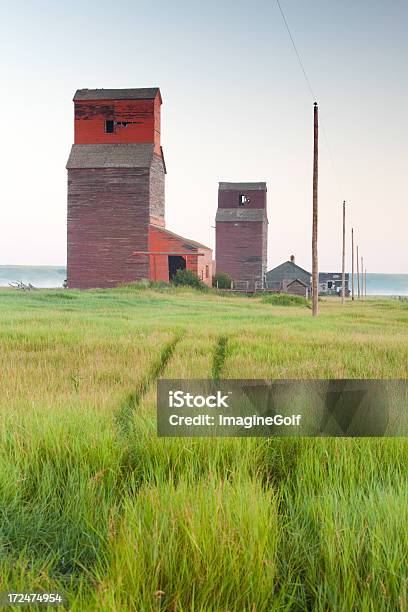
[0,0,407,273]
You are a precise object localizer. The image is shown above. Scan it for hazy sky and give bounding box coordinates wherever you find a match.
[1,0,407,272]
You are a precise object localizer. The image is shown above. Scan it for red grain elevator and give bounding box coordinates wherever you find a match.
[215,182,268,288]
[66,88,212,288]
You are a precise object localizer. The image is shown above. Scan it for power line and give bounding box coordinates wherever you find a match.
[275,0,344,198]
[276,0,317,102]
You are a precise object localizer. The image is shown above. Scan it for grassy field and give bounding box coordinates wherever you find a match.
[0,286,407,611]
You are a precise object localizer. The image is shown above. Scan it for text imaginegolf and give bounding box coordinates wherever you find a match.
[169,413,302,428]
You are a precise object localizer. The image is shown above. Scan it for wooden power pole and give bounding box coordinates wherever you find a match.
[312,102,319,316]
[341,201,346,304]
[351,228,355,301]
[357,245,360,298]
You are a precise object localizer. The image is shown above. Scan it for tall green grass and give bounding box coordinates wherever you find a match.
[262,293,310,307]
[96,478,278,611]
[0,288,407,610]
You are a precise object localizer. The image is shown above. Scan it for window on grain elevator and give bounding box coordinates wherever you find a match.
[105,120,115,133]
[239,194,248,206]
[206,265,209,278]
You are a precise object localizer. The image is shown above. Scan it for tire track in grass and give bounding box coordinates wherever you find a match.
[93,334,182,605]
[115,333,182,437]
[209,333,302,603]
[211,335,228,380]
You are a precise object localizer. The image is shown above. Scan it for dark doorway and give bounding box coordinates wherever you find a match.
[168,255,186,281]
[105,120,115,133]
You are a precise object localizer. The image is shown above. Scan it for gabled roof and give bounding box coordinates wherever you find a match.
[287,278,308,287]
[151,225,211,251]
[267,260,311,278]
[73,88,161,101]
[66,143,155,169]
[219,182,267,191]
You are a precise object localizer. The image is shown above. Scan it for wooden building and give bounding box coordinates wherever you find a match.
[265,256,311,291]
[266,258,349,297]
[215,182,268,288]
[319,272,350,296]
[284,278,309,298]
[144,226,212,284]
[67,88,212,288]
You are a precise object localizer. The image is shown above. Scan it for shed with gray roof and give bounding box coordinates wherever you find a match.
[265,256,311,289]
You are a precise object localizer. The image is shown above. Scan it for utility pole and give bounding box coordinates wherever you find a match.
[351,228,355,301]
[361,256,364,300]
[312,102,319,316]
[341,201,346,304]
[357,245,360,299]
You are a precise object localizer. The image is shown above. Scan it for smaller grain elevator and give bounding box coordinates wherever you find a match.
[215,182,268,287]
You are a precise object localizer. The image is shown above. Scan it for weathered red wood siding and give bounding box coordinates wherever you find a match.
[215,221,264,285]
[215,183,268,287]
[196,248,213,286]
[74,96,162,154]
[286,280,309,297]
[67,167,151,288]
[67,87,213,290]
[262,216,268,279]
[148,226,212,286]
[217,187,267,210]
